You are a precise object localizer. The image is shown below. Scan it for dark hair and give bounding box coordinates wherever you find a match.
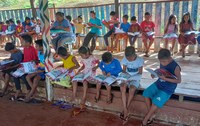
[125,46,136,57]
[31,17,35,20]
[145,12,151,16]
[158,49,171,59]
[90,11,96,15]
[21,34,32,44]
[57,46,68,56]
[5,42,15,51]
[123,15,129,20]
[16,20,21,24]
[6,20,9,24]
[165,14,178,33]
[35,39,43,47]
[78,15,82,19]
[181,12,192,24]
[66,15,72,22]
[131,16,137,21]
[78,46,90,55]
[9,20,14,23]
[56,12,64,17]
[110,11,116,16]
[25,17,31,21]
[102,52,112,63]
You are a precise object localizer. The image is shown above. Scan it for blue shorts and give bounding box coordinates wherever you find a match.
[37,67,45,80]
[143,83,171,108]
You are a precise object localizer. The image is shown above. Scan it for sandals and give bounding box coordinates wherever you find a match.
[94,91,101,103]
[122,115,130,125]
[106,93,114,104]
[52,100,65,106]
[72,104,87,117]
[147,118,155,125]
[60,103,74,110]
[119,112,124,120]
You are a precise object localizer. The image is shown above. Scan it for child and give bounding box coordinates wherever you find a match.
[66,15,75,34]
[8,19,17,45]
[128,16,141,46]
[164,14,178,53]
[72,46,99,109]
[140,12,155,57]
[0,43,23,97]
[103,11,119,51]
[119,46,144,123]
[15,20,24,45]
[95,52,122,104]
[57,46,80,75]
[142,49,181,126]
[12,34,38,100]
[25,39,45,102]
[197,28,200,57]
[178,12,196,58]
[73,15,86,48]
[115,15,130,52]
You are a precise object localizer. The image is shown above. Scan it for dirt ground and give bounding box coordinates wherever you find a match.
[0,97,172,126]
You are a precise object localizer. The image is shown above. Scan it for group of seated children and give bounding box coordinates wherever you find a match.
[0,32,182,125]
[102,11,199,58]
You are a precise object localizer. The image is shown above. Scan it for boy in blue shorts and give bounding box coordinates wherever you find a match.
[25,39,45,102]
[141,49,181,126]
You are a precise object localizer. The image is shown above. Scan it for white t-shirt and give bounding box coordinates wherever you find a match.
[121,56,144,76]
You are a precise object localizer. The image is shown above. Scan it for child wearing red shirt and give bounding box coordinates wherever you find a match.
[140,12,155,57]
[15,20,24,46]
[12,34,38,100]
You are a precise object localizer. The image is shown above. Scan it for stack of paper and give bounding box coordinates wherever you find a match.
[127,32,140,36]
[185,31,200,35]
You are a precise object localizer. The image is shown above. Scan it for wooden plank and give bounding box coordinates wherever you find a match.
[78,8,82,16]
[130,4,135,17]
[154,3,162,52]
[2,11,7,21]
[72,8,77,19]
[164,2,170,27]
[182,1,189,15]
[101,6,106,35]
[123,4,128,15]
[83,8,88,23]
[111,4,115,11]
[95,7,100,19]
[0,11,2,21]
[173,2,180,22]
[138,4,143,24]
[19,9,24,21]
[11,10,15,20]
[191,0,198,28]
[14,10,19,20]
[145,3,153,15]
[28,9,32,18]
[6,11,10,20]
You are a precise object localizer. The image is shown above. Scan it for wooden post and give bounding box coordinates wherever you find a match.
[115,0,120,18]
[30,0,37,18]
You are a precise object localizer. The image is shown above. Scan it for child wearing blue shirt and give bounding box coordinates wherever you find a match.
[142,49,181,126]
[95,52,122,104]
[25,39,45,102]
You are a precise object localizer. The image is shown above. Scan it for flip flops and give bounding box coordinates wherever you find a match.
[60,103,74,110]
[52,100,65,106]
[106,93,114,104]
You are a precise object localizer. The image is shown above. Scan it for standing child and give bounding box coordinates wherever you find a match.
[25,40,45,102]
[73,15,86,48]
[103,11,119,51]
[142,49,181,126]
[115,15,130,52]
[119,46,144,123]
[72,46,99,110]
[56,46,80,76]
[164,14,178,53]
[178,12,196,58]
[12,34,38,100]
[140,12,155,57]
[128,16,141,46]
[0,43,23,97]
[95,52,122,104]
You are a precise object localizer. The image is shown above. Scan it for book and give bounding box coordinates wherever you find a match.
[95,75,117,86]
[12,68,25,77]
[5,30,15,35]
[21,62,37,74]
[117,72,141,84]
[115,27,125,34]
[146,68,177,79]
[163,33,178,38]
[72,71,92,82]
[146,31,155,36]
[185,31,200,35]
[127,32,140,36]
[46,68,69,80]
[0,60,15,70]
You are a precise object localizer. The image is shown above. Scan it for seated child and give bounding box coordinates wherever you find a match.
[15,20,24,46]
[72,46,99,109]
[95,52,122,104]
[119,46,144,123]
[0,43,23,97]
[140,12,155,57]
[164,14,178,53]
[66,15,75,34]
[103,11,119,51]
[25,39,45,102]
[142,49,181,125]
[73,15,86,48]
[115,15,130,52]
[12,34,38,100]
[56,46,80,76]
[128,16,141,46]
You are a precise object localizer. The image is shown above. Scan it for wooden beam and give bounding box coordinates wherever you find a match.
[115,0,120,18]
[30,0,37,18]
